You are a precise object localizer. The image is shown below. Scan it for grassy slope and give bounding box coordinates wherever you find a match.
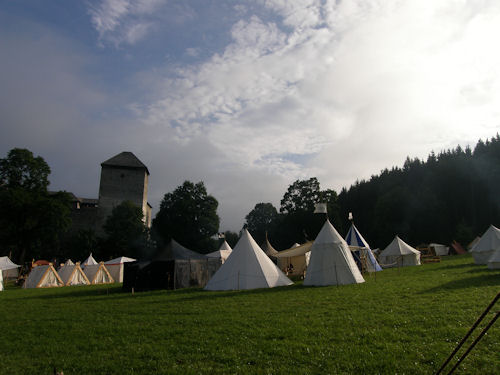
[0,254,499,374]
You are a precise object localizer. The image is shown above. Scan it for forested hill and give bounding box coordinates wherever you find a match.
[337,134,500,249]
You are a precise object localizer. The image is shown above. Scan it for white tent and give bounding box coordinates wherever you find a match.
[206,240,233,264]
[82,253,98,267]
[58,262,90,286]
[0,256,21,279]
[64,259,75,266]
[344,223,382,272]
[275,242,313,277]
[24,264,64,288]
[104,256,136,283]
[205,229,293,291]
[379,236,421,267]
[470,225,500,265]
[304,220,365,286]
[429,243,449,256]
[0,271,3,291]
[83,262,114,284]
[487,248,500,269]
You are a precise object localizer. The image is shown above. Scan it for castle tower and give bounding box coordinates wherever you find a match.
[98,152,152,228]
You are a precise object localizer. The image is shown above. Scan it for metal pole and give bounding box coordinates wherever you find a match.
[446,311,499,375]
[436,292,500,375]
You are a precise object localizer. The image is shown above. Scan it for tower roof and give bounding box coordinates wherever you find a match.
[101,152,149,175]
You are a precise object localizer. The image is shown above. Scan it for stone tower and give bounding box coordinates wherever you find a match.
[98,152,152,228]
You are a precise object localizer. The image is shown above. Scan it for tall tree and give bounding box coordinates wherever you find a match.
[0,148,71,264]
[153,181,220,252]
[245,203,278,245]
[101,200,149,260]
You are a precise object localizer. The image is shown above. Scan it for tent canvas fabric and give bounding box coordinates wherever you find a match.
[205,229,293,291]
[0,271,3,291]
[344,224,382,272]
[155,239,207,261]
[83,263,114,284]
[58,263,90,286]
[104,257,136,283]
[470,225,500,264]
[487,248,500,269]
[0,256,21,279]
[261,235,279,260]
[304,220,365,286]
[64,259,75,266]
[379,236,421,267]
[206,241,233,264]
[429,243,449,256]
[82,253,98,267]
[275,242,313,276]
[24,264,64,288]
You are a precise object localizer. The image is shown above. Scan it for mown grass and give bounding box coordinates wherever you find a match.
[0,254,499,374]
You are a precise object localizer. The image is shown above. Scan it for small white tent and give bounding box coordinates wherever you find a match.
[81,253,98,267]
[379,236,421,267]
[429,243,449,256]
[470,225,500,265]
[275,242,313,277]
[205,229,293,291]
[24,264,64,288]
[83,262,114,284]
[58,262,90,286]
[304,220,365,286]
[206,240,233,264]
[0,256,21,280]
[104,256,136,283]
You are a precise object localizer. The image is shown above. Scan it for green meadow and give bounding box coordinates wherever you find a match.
[1,254,499,374]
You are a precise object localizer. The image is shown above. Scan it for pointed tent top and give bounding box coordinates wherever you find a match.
[345,223,371,249]
[104,256,137,265]
[219,240,232,251]
[82,253,98,266]
[101,151,149,175]
[314,219,346,246]
[0,256,20,271]
[64,259,75,266]
[471,224,500,253]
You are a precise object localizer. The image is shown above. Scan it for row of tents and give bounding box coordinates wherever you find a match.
[0,255,136,290]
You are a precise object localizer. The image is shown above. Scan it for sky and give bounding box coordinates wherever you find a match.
[1,0,500,232]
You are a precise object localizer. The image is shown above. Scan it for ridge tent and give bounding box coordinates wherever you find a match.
[345,223,382,272]
[0,256,21,280]
[64,259,75,266]
[104,256,136,283]
[206,240,233,264]
[470,225,500,264]
[83,262,114,284]
[379,236,421,267]
[205,229,293,291]
[429,243,449,256]
[58,262,90,286]
[82,253,98,267]
[24,264,64,288]
[304,220,365,286]
[275,242,313,277]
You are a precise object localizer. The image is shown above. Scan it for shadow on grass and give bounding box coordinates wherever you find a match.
[420,272,500,294]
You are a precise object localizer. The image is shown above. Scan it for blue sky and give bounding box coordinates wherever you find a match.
[1,0,500,231]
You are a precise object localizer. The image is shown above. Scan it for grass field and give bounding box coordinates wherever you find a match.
[1,254,499,374]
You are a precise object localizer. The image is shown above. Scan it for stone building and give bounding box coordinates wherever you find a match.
[68,151,152,235]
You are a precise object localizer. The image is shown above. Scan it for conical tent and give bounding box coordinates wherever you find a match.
[83,262,114,284]
[205,229,293,290]
[24,264,64,288]
[58,263,90,286]
[304,220,365,286]
[206,240,233,264]
[82,253,98,267]
[104,256,136,283]
[345,223,382,272]
[379,236,421,267]
[470,225,500,264]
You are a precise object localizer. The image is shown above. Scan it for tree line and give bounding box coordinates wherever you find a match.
[1,135,499,266]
